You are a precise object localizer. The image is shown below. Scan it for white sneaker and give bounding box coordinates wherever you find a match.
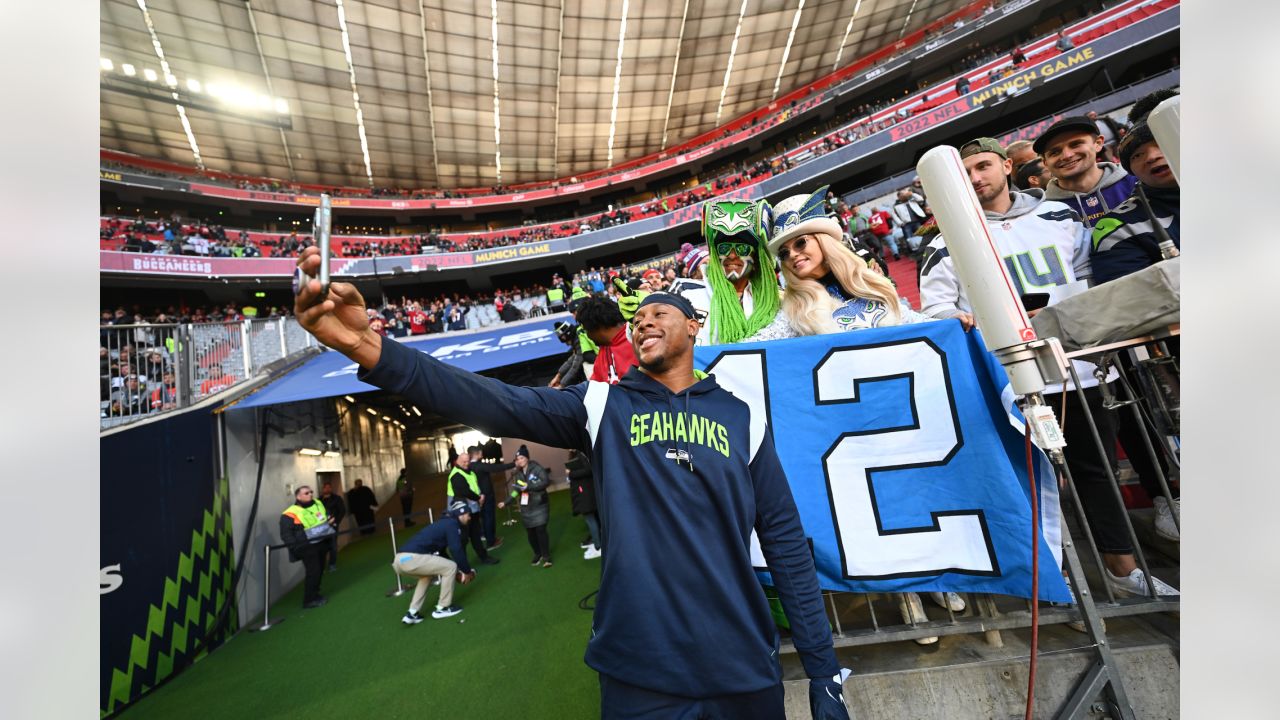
[583,545,602,560]
[929,592,966,612]
[1105,568,1179,598]
[1153,496,1180,542]
[898,593,937,645]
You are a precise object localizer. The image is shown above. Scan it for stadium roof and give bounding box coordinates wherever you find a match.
[100,0,970,190]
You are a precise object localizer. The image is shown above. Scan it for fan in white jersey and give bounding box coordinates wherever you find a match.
[918,136,1179,602]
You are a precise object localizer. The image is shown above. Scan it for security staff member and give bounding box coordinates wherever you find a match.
[279,485,335,609]
[568,284,590,314]
[446,453,501,567]
[547,278,567,313]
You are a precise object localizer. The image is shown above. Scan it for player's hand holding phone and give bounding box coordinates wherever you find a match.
[294,246,382,367]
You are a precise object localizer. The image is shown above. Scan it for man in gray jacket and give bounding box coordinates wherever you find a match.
[1035,116,1137,227]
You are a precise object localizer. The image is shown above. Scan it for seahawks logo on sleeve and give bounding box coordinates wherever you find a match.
[920,246,950,276]
[1037,208,1080,223]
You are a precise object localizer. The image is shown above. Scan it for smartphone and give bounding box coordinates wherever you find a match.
[294,193,332,301]
[1021,292,1050,312]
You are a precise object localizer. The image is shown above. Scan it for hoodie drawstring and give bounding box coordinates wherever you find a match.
[663,391,695,472]
[684,392,694,472]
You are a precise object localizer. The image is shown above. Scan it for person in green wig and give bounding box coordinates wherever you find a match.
[682,197,789,345]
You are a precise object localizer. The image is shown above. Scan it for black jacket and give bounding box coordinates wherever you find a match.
[568,452,596,516]
[470,460,515,498]
[345,485,378,517]
[279,501,325,562]
[320,493,346,526]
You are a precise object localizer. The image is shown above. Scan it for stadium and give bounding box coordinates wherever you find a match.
[63,0,1204,716]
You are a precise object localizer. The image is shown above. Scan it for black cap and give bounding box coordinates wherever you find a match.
[1116,122,1156,173]
[635,292,699,320]
[1033,116,1101,154]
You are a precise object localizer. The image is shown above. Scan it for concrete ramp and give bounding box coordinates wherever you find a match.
[782,616,1178,719]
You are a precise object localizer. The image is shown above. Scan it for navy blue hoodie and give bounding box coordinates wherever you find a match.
[398,515,474,575]
[360,338,839,698]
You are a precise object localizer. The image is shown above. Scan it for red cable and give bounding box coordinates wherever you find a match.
[1025,415,1040,720]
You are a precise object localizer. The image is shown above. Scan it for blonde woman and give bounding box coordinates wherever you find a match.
[766,186,959,645]
[767,186,930,333]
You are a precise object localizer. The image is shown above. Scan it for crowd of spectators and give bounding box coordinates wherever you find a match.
[100,1,1146,263]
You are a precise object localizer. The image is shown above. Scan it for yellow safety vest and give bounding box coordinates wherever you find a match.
[577,326,597,354]
[447,467,480,498]
[547,287,565,304]
[283,501,329,540]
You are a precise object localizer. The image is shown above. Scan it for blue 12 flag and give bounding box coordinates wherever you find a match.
[695,320,1072,603]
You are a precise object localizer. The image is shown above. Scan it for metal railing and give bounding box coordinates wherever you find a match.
[100,318,316,429]
[97,298,562,429]
[779,329,1180,719]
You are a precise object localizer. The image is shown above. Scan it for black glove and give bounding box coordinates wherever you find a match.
[809,671,852,720]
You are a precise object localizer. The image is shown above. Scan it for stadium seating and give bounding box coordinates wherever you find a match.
[101,0,1177,264]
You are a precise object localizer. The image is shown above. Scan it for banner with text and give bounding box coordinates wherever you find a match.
[232,314,570,409]
[695,321,1070,601]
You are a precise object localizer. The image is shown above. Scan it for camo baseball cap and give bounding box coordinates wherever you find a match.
[958,137,1007,160]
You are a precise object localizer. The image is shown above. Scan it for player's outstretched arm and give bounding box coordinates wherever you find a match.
[360,328,591,452]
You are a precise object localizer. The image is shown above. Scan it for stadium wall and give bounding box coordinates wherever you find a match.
[100,408,235,717]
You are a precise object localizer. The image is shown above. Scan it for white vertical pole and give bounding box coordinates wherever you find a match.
[386,518,407,597]
[1146,95,1180,184]
[253,544,285,631]
[240,321,252,379]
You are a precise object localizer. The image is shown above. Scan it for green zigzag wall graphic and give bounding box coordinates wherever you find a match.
[102,476,237,717]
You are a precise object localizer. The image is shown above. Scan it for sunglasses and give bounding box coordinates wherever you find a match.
[776,236,810,264]
[716,241,756,258]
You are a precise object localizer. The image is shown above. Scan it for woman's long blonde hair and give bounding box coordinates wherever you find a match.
[779,231,902,335]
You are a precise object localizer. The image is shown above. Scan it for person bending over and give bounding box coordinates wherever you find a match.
[395,500,477,624]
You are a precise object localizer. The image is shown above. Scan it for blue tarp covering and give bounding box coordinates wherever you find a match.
[232,315,568,409]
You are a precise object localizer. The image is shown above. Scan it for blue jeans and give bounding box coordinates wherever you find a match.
[899,221,922,252]
[877,232,900,257]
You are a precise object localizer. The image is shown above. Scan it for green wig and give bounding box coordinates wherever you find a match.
[700,198,781,344]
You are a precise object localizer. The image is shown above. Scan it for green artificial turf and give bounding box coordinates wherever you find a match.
[125,495,603,719]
